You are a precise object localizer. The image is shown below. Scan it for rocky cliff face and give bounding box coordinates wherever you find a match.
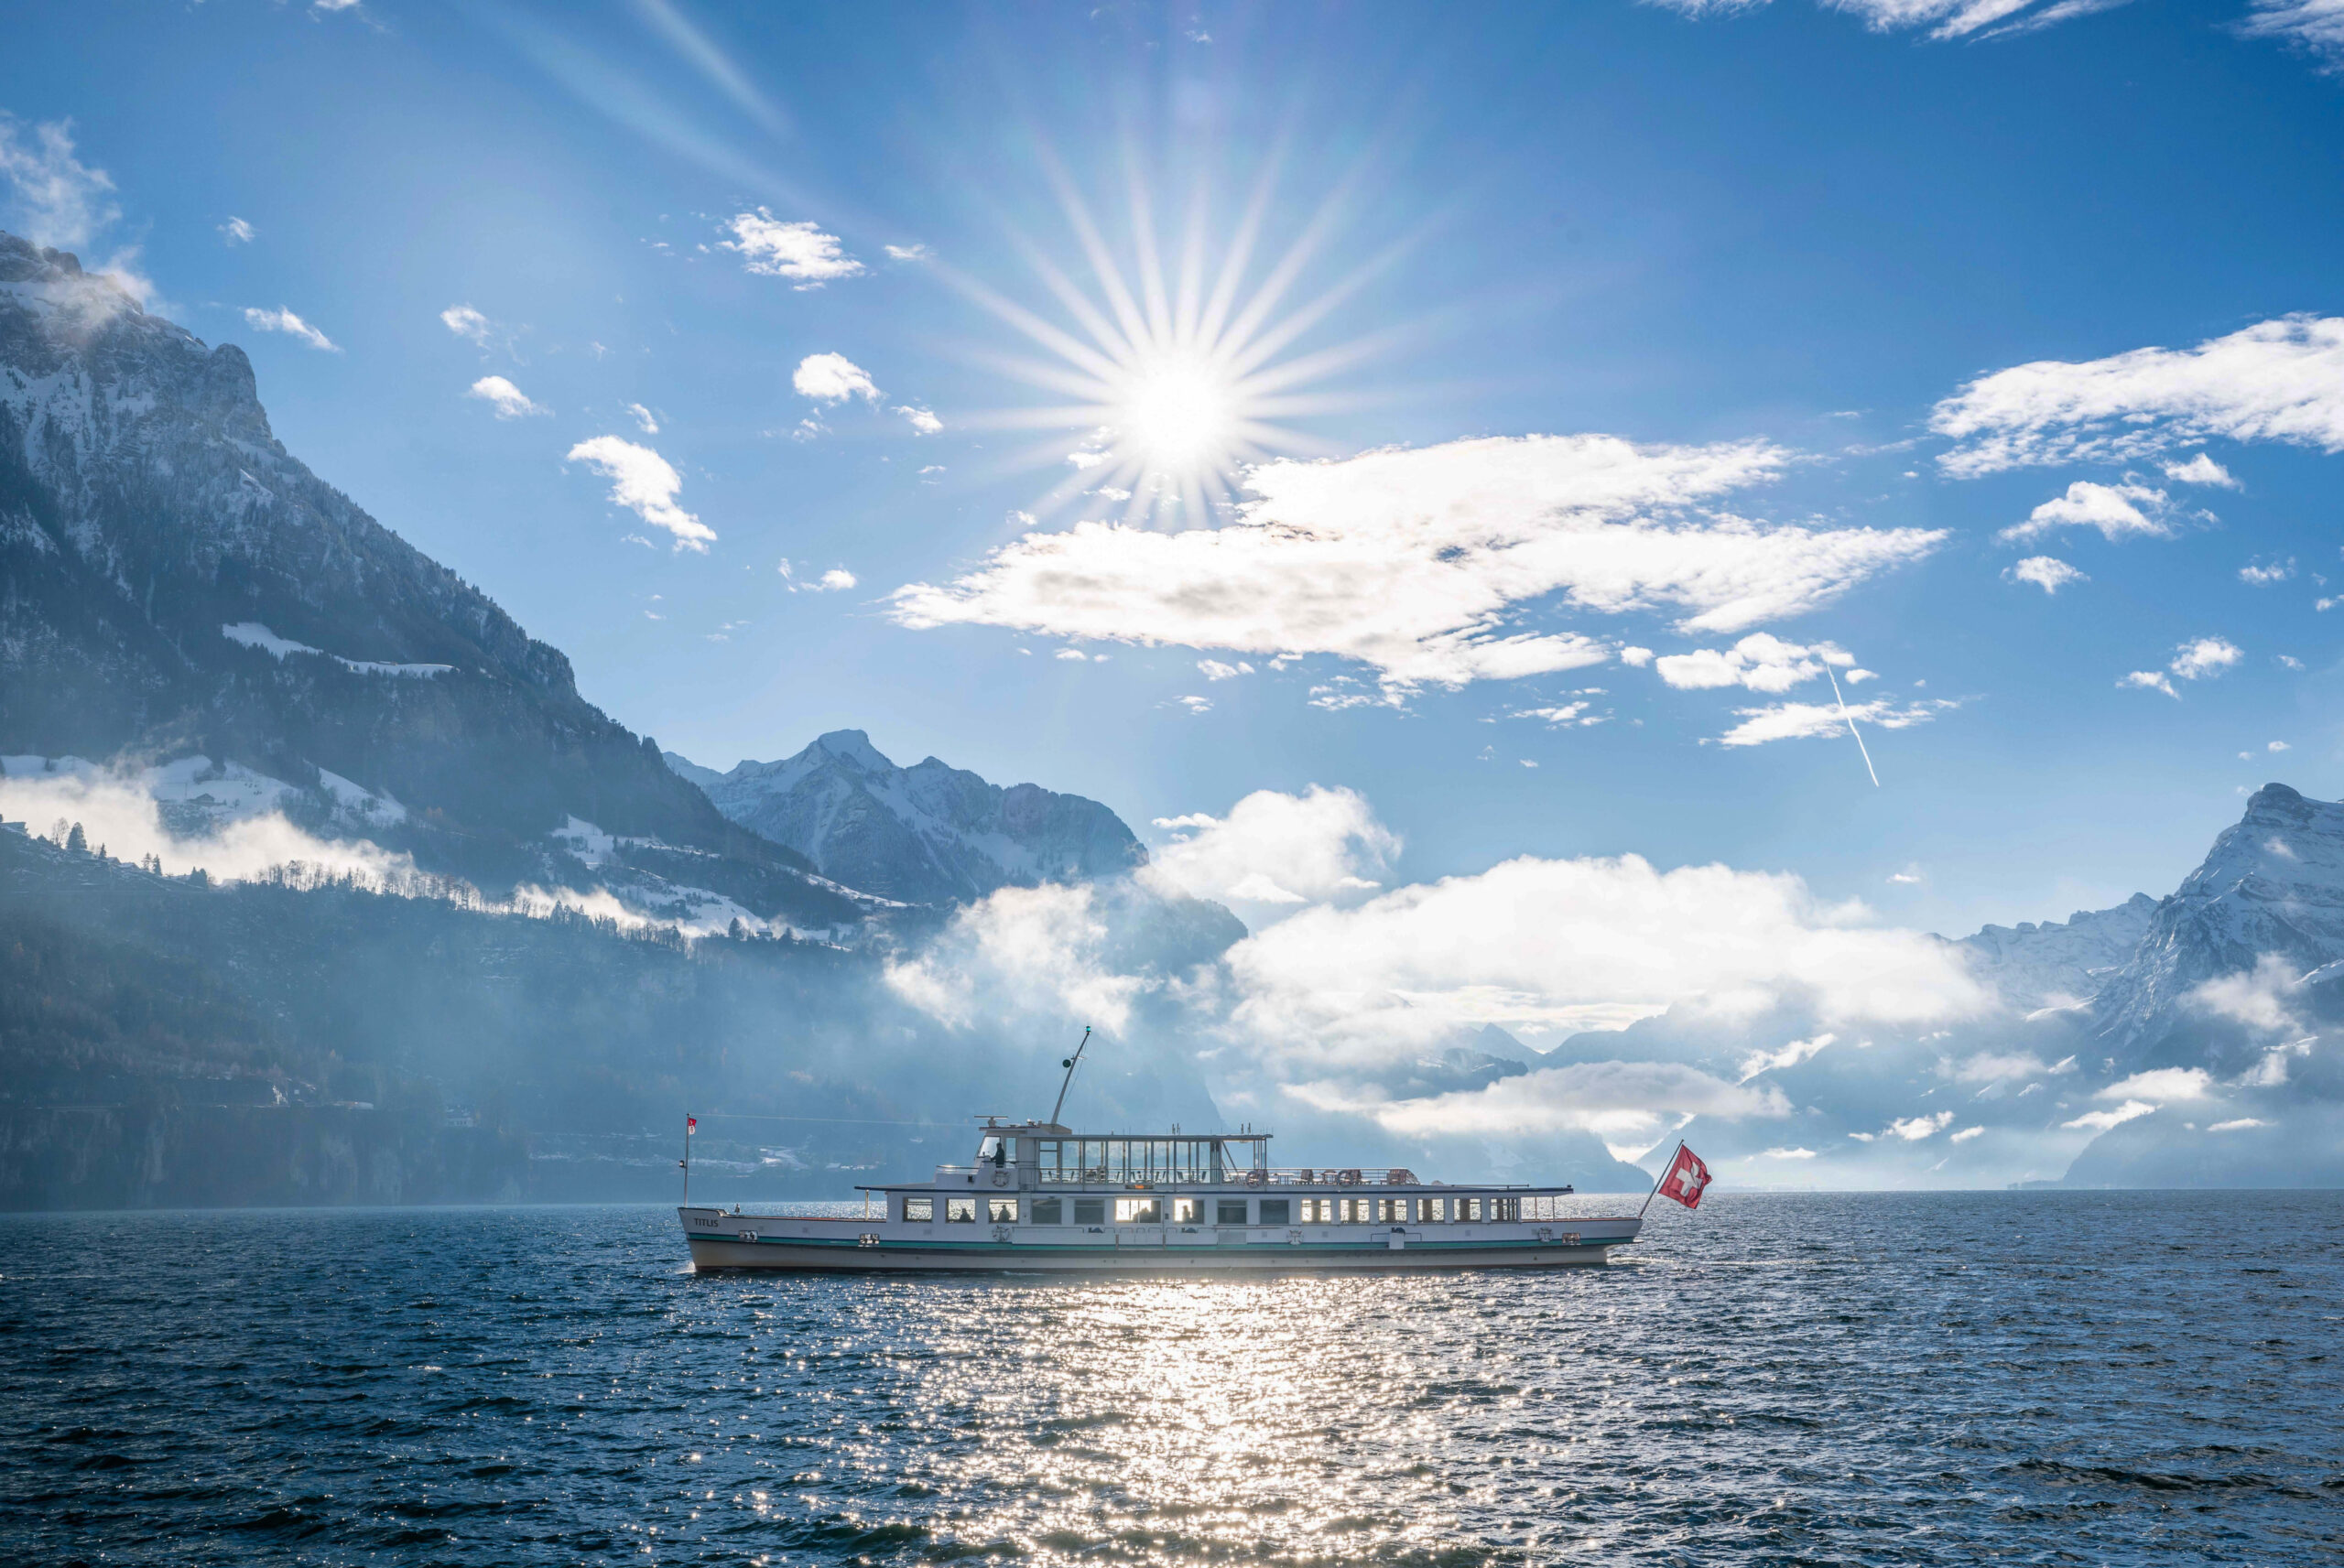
[0,232,777,889]
[668,730,1147,904]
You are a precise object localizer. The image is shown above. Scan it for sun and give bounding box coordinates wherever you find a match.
[950,163,1383,524]
[1112,351,1240,472]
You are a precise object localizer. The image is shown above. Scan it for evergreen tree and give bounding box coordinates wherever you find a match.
[65,823,86,853]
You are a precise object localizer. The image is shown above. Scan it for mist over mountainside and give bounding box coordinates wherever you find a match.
[1574,784,2344,1188]
[667,730,1146,905]
[0,827,1223,1209]
[0,233,853,933]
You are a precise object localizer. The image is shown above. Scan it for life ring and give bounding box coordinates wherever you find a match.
[1244,1169,1265,1187]
[991,1170,1010,1187]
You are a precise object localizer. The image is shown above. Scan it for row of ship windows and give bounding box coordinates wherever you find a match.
[901,1195,1526,1225]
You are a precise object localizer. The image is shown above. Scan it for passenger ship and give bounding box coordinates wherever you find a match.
[678,1044,1643,1271]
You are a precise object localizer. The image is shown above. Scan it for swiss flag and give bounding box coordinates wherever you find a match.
[1659,1144,1711,1209]
[687,1117,697,1133]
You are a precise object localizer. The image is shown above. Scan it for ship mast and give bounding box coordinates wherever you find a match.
[1047,1025,1092,1129]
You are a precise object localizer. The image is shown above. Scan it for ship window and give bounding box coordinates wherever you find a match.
[1073,1198,1106,1225]
[987,1198,1017,1223]
[977,1135,1003,1164]
[1217,1200,1249,1226]
[1299,1198,1330,1224]
[1173,1197,1202,1224]
[1494,1197,1521,1221]
[1033,1198,1062,1225]
[1460,1197,1481,1221]
[1420,1198,1445,1222]
[1258,1199,1290,1226]
[903,1197,933,1222]
[1115,1197,1160,1224]
[945,1197,977,1223]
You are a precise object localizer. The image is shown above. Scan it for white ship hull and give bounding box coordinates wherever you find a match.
[680,1209,1641,1272]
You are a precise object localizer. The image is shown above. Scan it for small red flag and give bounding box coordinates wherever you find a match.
[687,1117,697,1133]
[1659,1144,1711,1209]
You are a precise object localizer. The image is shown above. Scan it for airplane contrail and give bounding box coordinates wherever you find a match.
[1828,666,1880,788]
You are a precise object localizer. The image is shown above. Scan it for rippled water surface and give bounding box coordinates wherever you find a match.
[5,1193,2340,1565]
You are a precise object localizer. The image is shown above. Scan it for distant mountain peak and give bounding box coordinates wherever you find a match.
[667,735,1145,904]
[808,729,893,773]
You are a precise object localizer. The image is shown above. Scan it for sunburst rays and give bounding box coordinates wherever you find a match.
[946,156,1398,527]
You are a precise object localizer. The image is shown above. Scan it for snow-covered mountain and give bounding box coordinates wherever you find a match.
[667,730,1146,905]
[0,232,855,930]
[2089,784,2344,1071]
[1955,893,2158,1012]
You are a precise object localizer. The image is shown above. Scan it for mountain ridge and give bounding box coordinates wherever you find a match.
[667,730,1147,905]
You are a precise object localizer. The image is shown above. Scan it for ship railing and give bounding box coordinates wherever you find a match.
[1032,1166,1427,1187]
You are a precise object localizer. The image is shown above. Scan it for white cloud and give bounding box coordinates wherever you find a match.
[2005,557,2087,593]
[220,216,255,245]
[1738,1032,1836,1082]
[793,351,881,404]
[1173,695,1212,714]
[776,559,855,592]
[1224,847,1990,1057]
[466,375,547,419]
[565,436,714,551]
[1652,0,2135,40]
[2123,636,2241,699]
[1999,481,2175,544]
[2270,740,2291,752]
[1053,646,1091,661]
[1322,1059,1786,1143]
[1947,1051,2047,1082]
[2169,636,2243,680]
[1197,659,1255,681]
[2100,1067,2214,1102]
[890,434,1941,695]
[0,114,117,248]
[2062,1099,2155,1131]
[2279,654,2306,669]
[1758,1146,1818,1159]
[720,210,864,287]
[1712,696,1959,748]
[440,304,494,345]
[884,243,931,262]
[895,405,942,434]
[1884,1109,1955,1141]
[1510,701,1606,728]
[1886,866,1923,885]
[1935,316,2344,476]
[626,402,659,434]
[1619,645,1655,666]
[2238,557,2295,586]
[1949,1125,1984,1143]
[0,760,417,889]
[2208,1117,2272,1132]
[2240,1,2344,70]
[243,307,339,352]
[2185,956,2301,1032]
[2162,452,2239,488]
[1145,786,1399,916]
[884,881,1154,1035]
[1655,633,1851,694]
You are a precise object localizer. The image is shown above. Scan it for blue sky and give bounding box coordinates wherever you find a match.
[7,0,2344,946]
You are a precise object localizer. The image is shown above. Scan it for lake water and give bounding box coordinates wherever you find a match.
[4,1192,2339,1565]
